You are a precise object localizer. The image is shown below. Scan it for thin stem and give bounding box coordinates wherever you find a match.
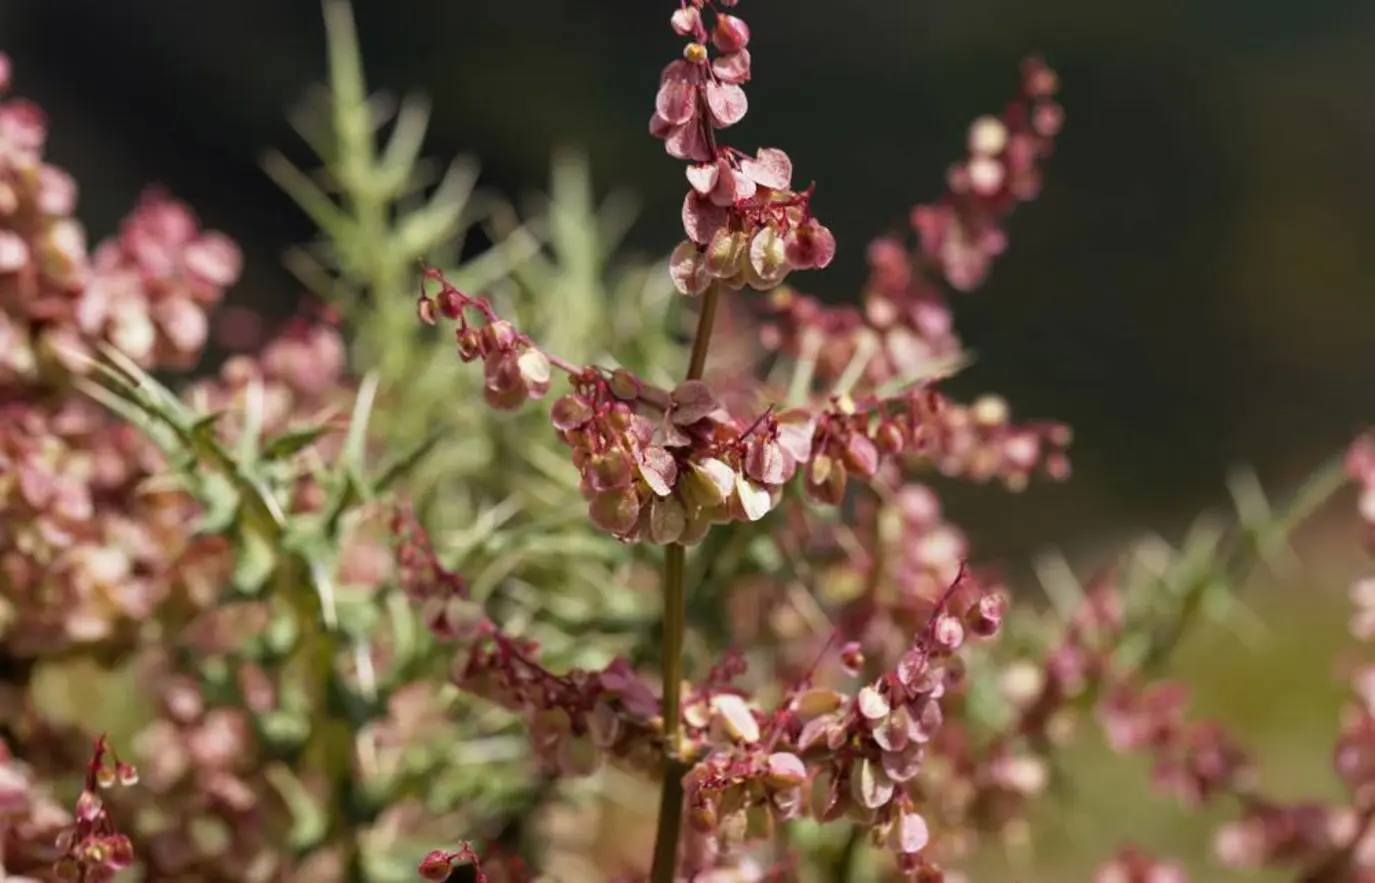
[649,284,721,883]
[650,753,690,883]
[659,543,687,754]
[685,285,721,382]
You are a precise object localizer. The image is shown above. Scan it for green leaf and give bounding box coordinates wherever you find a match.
[263,425,330,461]
[256,710,311,753]
[342,371,380,476]
[192,473,242,537]
[391,163,474,258]
[371,428,445,493]
[261,151,351,241]
[265,764,329,853]
[232,524,279,595]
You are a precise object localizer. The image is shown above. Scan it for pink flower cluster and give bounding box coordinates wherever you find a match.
[397,503,1021,877]
[682,568,1003,877]
[393,505,666,774]
[653,2,836,296]
[758,59,1064,400]
[0,51,240,657]
[915,58,1062,294]
[0,77,240,377]
[420,262,1069,545]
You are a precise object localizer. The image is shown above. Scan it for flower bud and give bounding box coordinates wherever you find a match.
[106,833,135,869]
[516,349,551,398]
[670,379,722,424]
[608,367,642,401]
[890,809,930,854]
[805,453,847,506]
[968,115,1009,156]
[744,436,786,485]
[968,592,1005,637]
[483,319,518,352]
[437,286,466,319]
[550,394,594,431]
[683,458,736,510]
[588,488,641,536]
[586,449,634,492]
[710,693,761,743]
[418,851,453,881]
[455,326,482,361]
[647,494,687,545]
[670,5,700,35]
[851,755,895,810]
[670,240,712,296]
[704,228,747,278]
[482,352,529,411]
[731,474,773,522]
[745,224,790,290]
[712,14,751,53]
[784,220,837,270]
[764,752,808,788]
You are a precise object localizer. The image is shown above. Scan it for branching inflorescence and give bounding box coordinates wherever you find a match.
[2,3,1372,883]
[407,2,1073,881]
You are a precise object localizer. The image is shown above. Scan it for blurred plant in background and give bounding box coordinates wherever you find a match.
[0,2,1369,883]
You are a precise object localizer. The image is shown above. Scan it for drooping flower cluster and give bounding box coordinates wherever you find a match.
[51,736,139,882]
[0,735,139,882]
[4,0,1359,879]
[398,500,1025,876]
[654,2,836,295]
[420,264,1069,547]
[394,505,667,775]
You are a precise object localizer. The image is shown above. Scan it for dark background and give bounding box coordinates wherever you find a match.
[3,0,1372,559]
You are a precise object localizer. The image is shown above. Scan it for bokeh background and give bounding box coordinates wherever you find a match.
[3,0,1373,877]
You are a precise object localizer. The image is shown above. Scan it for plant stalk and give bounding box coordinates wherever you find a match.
[649,284,721,883]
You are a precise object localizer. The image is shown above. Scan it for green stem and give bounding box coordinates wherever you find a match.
[684,286,720,382]
[649,284,721,883]
[659,543,687,756]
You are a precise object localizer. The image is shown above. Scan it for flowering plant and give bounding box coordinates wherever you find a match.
[0,2,1369,883]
